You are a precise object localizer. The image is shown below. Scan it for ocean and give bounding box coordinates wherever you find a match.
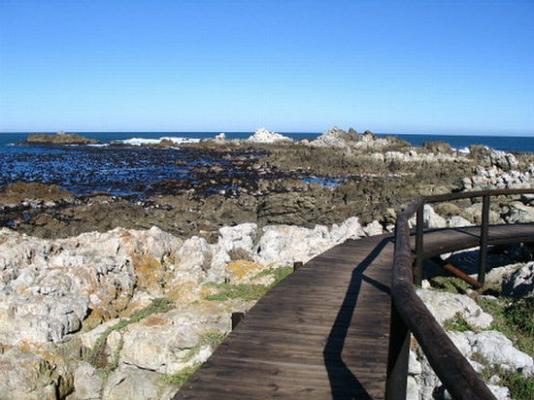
[1,131,534,152]
[0,131,533,197]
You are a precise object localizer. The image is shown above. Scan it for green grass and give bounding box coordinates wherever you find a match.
[206,283,270,301]
[505,298,534,337]
[161,365,200,387]
[207,266,293,302]
[429,276,470,294]
[479,297,534,356]
[86,297,175,370]
[128,297,175,323]
[481,365,534,400]
[183,331,227,361]
[443,313,472,332]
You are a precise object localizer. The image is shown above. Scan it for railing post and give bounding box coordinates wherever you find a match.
[293,261,303,271]
[231,312,245,330]
[385,303,410,400]
[414,202,424,285]
[478,195,490,285]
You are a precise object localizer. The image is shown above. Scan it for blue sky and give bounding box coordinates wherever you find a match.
[0,0,533,134]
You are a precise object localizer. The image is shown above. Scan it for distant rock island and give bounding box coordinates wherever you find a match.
[25,131,98,145]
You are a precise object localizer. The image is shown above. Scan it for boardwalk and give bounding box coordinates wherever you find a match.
[174,223,534,400]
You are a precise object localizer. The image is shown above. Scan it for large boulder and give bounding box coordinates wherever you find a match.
[409,204,447,229]
[309,127,355,148]
[247,128,292,143]
[217,223,257,257]
[504,201,534,224]
[467,330,533,371]
[254,217,365,267]
[0,227,186,345]
[119,303,231,375]
[502,262,534,298]
[0,347,71,400]
[101,365,177,400]
[72,362,104,400]
[255,224,331,266]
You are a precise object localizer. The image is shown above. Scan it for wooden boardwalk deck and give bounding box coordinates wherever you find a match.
[173,223,534,400]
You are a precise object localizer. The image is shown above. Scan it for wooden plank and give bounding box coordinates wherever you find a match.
[174,235,393,400]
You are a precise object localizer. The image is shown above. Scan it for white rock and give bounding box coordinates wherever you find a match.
[119,303,231,374]
[416,289,493,329]
[406,375,420,400]
[467,330,534,371]
[409,204,447,229]
[409,350,422,375]
[218,223,257,256]
[502,261,534,298]
[173,236,211,277]
[330,217,365,243]
[255,224,331,267]
[447,215,473,228]
[102,365,176,400]
[73,362,104,400]
[247,128,292,143]
[522,364,534,378]
[363,220,384,236]
[309,127,353,148]
[447,331,472,357]
[0,347,63,400]
[484,263,524,292]
[0,226,187,345]
[79,318,122,351]
[487,384,511,400]
[505,201,534,223]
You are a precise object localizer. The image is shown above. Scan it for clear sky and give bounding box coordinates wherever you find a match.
[0,0,533,135]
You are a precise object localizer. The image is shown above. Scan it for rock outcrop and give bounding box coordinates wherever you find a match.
[247,128,292,143]
[25,132,98,145]
[0,214,382,399]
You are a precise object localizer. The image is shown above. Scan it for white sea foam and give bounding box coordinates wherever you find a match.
[87,143,109,148]
[120,137,201,146]
[457,146,470,154]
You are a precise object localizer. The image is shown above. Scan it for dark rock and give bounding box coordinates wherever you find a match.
[24,132,98,145]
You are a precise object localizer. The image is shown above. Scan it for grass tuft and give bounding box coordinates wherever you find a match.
[443,313,472,332]
[429,276,470,294]
[207,266,293,302]
[162,365,200,387]
[479,297,534,356]
[481,365,534,400]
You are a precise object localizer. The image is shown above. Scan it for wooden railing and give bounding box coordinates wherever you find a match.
[387,188,534,400]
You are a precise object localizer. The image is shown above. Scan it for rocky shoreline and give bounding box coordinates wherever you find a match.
[0,127,533,399]
[2,128,533,240]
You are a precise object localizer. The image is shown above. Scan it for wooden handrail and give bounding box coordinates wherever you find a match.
[389,188,534,400]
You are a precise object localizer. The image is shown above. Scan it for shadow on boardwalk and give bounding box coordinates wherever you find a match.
[324,238,392,400]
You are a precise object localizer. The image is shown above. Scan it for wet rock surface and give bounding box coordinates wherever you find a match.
[0,127,490,239]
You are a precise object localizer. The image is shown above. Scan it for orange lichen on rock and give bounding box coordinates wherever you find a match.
[226,260,264,283]
[131,253,165,292]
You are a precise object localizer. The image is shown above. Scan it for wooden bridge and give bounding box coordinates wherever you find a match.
[174,189,534,400]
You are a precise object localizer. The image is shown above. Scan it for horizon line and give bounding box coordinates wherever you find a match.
[1,130,534,138]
